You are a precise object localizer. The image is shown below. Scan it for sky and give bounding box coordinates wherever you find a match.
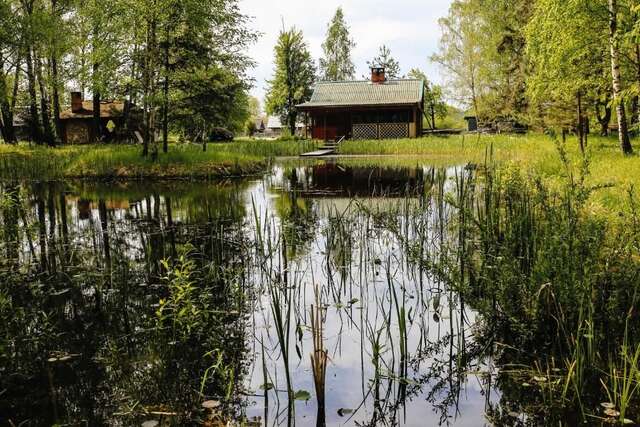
[238,0,453,109]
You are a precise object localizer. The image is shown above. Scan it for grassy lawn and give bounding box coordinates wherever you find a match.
[339,133,640,209]
[0,139,317,180]
[1,134,639,209]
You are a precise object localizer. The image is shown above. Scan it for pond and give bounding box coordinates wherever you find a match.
[0,159,636,426]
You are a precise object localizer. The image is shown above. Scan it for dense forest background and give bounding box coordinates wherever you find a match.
[1,0,640,153]
[433,0,640,153]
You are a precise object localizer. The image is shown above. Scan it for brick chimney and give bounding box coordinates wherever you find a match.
[71,92,83,113]
[371,67,386,84]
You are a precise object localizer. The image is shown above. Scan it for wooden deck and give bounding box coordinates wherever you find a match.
[300,148,336,157]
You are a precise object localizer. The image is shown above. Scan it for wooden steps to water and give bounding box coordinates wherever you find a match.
[300,136,345,157]
[300,148,336,157]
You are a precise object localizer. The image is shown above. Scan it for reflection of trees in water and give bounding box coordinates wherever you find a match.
[0,182,250,426]
[275,169,319,260]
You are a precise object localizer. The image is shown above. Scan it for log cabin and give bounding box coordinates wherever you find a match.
[59,92,135,144]
[297,67,425,141]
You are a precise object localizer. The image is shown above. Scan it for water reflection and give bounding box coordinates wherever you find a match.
[0,161,539,426]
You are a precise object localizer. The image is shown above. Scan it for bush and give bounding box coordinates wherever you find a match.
[208,127,234,142]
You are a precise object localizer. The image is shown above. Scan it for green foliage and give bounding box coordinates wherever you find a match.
[525,0,609,128]
[319,7,356,81]
[431,0,486,116]
[366,45,402,79]
[265,27,316,136]
[171,66,250,139]
[408,68,448,129]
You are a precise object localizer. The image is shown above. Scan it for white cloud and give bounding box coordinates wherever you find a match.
[239,0,453,105]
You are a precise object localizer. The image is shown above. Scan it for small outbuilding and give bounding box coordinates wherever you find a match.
[297,67,425,141]
[59,92,133,144]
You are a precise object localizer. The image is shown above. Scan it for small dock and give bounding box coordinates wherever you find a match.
[300,148,336,157]
[300,136,345,157]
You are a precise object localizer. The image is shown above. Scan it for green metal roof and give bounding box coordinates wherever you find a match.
[297,79,424,109]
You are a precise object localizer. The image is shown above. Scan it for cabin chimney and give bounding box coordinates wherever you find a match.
[71,92,83,113]
[371,67,386,84]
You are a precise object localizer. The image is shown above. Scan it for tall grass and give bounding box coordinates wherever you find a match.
[0,140,317,181]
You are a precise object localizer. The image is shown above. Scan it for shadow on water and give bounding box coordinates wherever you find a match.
[1,158,639,426]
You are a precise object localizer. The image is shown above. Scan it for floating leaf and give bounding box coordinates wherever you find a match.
[260,382,274,391]
[294,390,310,401]
[532,376,547,383]
[141,421,159,427]
[600,402,616,409]
[623,419,634,425]
[348,298,359,305]
[202,400,221,410]
[604,408,620,417]
[337,408,353,417]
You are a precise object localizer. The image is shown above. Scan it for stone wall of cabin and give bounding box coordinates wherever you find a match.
[64,119,91,144]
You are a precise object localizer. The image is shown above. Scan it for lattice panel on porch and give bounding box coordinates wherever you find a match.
[379,123,409,139]
[352,123,378,140]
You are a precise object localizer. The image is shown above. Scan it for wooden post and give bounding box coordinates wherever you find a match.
[323,113,327,142]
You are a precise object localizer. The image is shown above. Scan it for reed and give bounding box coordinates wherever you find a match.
[309,286,327,424]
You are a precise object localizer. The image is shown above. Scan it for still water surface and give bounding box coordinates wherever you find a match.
[0,160,506,426]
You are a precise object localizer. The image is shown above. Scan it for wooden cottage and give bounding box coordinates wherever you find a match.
[297,68,425,141]
[59,92,130,144]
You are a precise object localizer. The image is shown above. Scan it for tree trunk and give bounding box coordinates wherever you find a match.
[35,54,55,146]
[596,98,612,137]
[51,54,62,142]
[289,111,297,137]
[635,43,640,128]
[577,92,584,154]
[0,57,17,144]
[25,47,43,144]
[431,103,436,130]
[92,55,101,142]
[50,0,62,142]
[162,29,169,154]
[609,0,633,154]
[142,29,151,157]
[142,12,158,158]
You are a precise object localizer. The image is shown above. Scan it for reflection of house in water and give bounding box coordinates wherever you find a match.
[300,163,425,197]
[76,198,131,220]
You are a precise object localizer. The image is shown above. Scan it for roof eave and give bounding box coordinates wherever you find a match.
[297,102,422,110]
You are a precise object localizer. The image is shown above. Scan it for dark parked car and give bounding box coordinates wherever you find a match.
[208,127,234,142]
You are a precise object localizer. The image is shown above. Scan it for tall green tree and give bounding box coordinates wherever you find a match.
[366,45,401,79]
[265,27,315,136]
[526,0,611,147]
[319,7,355,81]
[0,0,19,144]
[408,68,447,129]
[609,0,633,153]
[431,1,485,118]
